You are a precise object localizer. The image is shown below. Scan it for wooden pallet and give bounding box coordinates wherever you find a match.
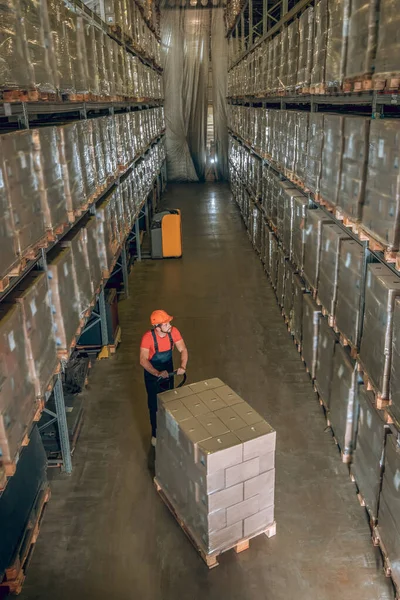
[61,92,90,102]
[154,478,276,568]
[372,526,400,600]
[316,299,335,327]
[22,235,49,261]
[338,332,358,359]
[349,471,377,532]
[334,207,360,233]
[357,362,390,410]
[314,193,335,213]
[382,407,400,445]
[0,485,51,594]
[372,74,400,93]
[309,83,327,95]
[343,75,372,93]
[357,227,397,263]
[332,431,352,464]
[1,89,58,102]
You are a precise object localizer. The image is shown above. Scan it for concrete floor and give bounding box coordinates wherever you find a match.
[21,183,394,600]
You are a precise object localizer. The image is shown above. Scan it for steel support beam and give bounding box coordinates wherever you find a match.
[135,218,142,261]
[121,245,129,298]
[54,374,73,474]
[98,287,109,345]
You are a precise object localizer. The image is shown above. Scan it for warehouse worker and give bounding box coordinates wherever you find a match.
[140,310,188,447]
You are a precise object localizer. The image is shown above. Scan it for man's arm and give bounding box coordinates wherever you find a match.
[140,347,168,378]
[175,339,188,375]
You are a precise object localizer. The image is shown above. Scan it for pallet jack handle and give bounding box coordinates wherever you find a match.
[157,371,187,388]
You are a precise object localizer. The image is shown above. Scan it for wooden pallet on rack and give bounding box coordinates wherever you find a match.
[309,83,327,95]
[357,361,390,410]
[314,193,335,213]
[372,526,400,600]
[382,407,400,445]
[343,75,373,93]
[154,478,276,569]
[334,207,360,233]
[316,299,335,327]
[372,74,400,93]
[0,485,51,595]
[348,470,378,532]
[357,227,397,263]
[1,89,59,102]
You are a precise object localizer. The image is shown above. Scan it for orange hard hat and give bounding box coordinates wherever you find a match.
[150,310,173,326]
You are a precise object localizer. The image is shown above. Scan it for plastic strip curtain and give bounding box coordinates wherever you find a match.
[161,7,228,181]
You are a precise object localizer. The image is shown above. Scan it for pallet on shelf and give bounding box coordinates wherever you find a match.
[334,207,360,233]
[343,75,373,93]
[314,193,336,214]
[0,484,51,595]
[316,299,335,328]
[357,361,390,410]
[154,478,276,569]
[309,83,327,95]
[348,470,378,532]
[0,89,59,103]
[372,74,400,93]
[2,400,44,478]
[382,407,400,445]
[357,227,397,263]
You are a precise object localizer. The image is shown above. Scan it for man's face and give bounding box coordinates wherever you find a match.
[158,321,172,334]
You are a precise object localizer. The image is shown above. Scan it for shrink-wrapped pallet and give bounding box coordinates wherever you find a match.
[36,127,68,232]
[285,111,297,173]
[269,234,279,290]
[325,0,350,88]
[115,113,130,168]
[61,224,94,318]
[335,240,364,346]
[303,209,333,292]
[0,1,30,90]
[271,35,281,94]
[359,263,400,400]
[294,112,309,183]
[0,141,18,279]
[317,223,351,317]
[329,343,359,459]
[59,3,78,95]
[352,385,386,522]
[320,114,344,206]
[286,21,299,90]
[311,0,328,87]
[104,34,116,97]
[0,304,37,463]
[376,433,400,592]
[156,379,276,557]
[95,190,121,277]
[315,315,338,407]
[390,298,400,422]
[276,180,295,245]
[21,0,55,94]
[278,28,289,92]
[345,0,378,79]
[276,247,287,308]
[363,119,400,250]
[84,21,98,96]
[337,116,370,221]
[292,274,305,346]
[269,174,280,231]
[94,28,109,98]
[75,14,89,95]
[85,216,103,295]
[302,294,321,379]
[77,120,97,202]
[296,7,314,89]
[47,246,81,352]
[100,117,118,180]
[373,0,400,83]
[92,119,107,189]
[263,227,271,274]
[58,122,86,215]
[292,194,308,271]
[283,261,296,323]
[305,113,324,194]
[12,273,57,398]
[2,130,45,256]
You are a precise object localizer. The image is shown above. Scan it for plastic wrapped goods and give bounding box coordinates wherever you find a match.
[47,0,71,93]
[286,21,299,90]
[276,247,286,308]
[359,263,400,399]
[0,141,18,279]
[58,123,86,215]
[21,0,55,93]
[61,3,79,95]
[100,116,118,180]
[320,115,344,206]
[0,303,36,463]
[84,216,103,295]
[276,180,295,246]
[77,120,97,201]
[272,35,281,94]
[305,113,324,193]
[374,0,400,80]
[75,14,89,94]
[335,240,364,346]
[156,379,276,556]
[315,316,338,407]
[84,21,98,96]
[325,0,350,88]
[329,343,358,459]
[91,119,107,189]
[12,272,58,398]
[283,261,296,323]
[95,190,122,277]
[318,223,351,317]
[278,28,289,91]
[311,0,328,86]
[296,7,314,89]
[94,28,110,98]
[338,117,370,221]
[47,246,81,352]
[0,1,30,89]
[2,130,45,256]
[35,127,68,232]
[269,234,279,290]
[61,224,94,318]
[303,208,333,292]
[302,294,321,379]
[363,119,400,250]
[292,195,308,271]
[377,433,400,592]
[390,298,400,422]
[292,274,305,346]
[345,0,378,79]
[294,112,309,183]
[285,111,297,173]
[352,385,386,522]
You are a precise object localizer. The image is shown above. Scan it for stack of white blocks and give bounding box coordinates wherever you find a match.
[156,378,276,556]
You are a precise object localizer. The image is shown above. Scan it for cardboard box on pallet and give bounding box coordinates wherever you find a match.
[310,0,328,87]
[359,263,400,400]
[0,139,18,281]
[276,247,287,308]
[373,0,400,82]
[325,0,350,89]
[303,208,333,292]
[305,113,324,194]
[283,261,296,323]
[296,7,314,90]
[318,223,351,318]
[345,0,378,80]
[315,316,338,408]
[58,123,86,215]
[301,294,321,379]
[0,304,37,463]
[320,115,345,207]
[291,274,305,346]
[95,189,122,277]
[61,223,94,318]
[292,195,308,271]
[156,379,276,556]
[390,298,400,423]
[352,385,386,523]
[335,240,365,347]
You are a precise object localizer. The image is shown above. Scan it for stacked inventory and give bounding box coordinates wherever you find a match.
[156,379,276,561]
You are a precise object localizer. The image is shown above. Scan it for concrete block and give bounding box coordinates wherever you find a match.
[197,506,227,533]
[181,395,209,417]
[214,385,245,406]
[232,403,264,426]
[179,417,211,458]
[189,379,225,394]
[226,495,259,526]
[197,433,243,474]
[244,505,275,538]
[197,412,230,437]
[214,406,247,431]
[259,451,275,474]
[225,457,260,488]
[197,389,227,411]
[188,463,226,494]
[165,399,193,423]
[236,422,276,460]
[158,385,194,403]
[204,482,243,512]
[245,469,275,500]
[208,521,243,552]
[258,487,275,510]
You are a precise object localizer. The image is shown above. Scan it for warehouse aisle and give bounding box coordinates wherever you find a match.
[20,184,392,600]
